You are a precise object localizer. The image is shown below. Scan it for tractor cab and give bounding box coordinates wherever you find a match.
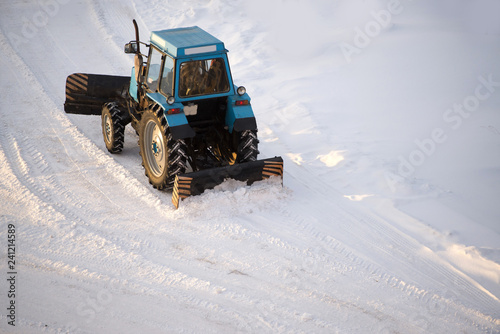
[127,26,236,105]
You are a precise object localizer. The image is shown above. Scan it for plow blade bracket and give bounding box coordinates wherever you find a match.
[172,156,284,209]
[64,73,130,115]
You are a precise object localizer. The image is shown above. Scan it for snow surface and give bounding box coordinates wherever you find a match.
[1,0,499,333]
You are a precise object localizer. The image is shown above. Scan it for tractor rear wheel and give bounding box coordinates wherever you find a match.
[139,105,188,189]
[236,130,259,162]
[101,102,125,154]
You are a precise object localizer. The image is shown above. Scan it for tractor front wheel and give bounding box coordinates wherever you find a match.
[101,102,125,154]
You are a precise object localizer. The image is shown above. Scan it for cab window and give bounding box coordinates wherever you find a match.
[160,56,175,96]
[147,48,162,92]
[179,58,230,97]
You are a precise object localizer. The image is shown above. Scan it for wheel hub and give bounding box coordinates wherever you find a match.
[104,114,112,142]
[143,120,167,178]
[152,137,162,157]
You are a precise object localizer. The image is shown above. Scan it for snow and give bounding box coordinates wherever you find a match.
[0,0,499,333]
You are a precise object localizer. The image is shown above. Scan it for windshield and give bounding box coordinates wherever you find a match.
[178,58,230,98]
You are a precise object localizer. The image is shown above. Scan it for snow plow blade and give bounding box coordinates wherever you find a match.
[172,157,283,208]
[64,73,130,115]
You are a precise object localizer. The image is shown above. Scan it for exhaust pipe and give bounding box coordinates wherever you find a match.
[133,19,140,54]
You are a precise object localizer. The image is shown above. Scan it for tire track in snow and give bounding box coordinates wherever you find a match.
[0,125,66,224]
[0,128,220,306]
[0,137,58,227]
[181,185,436,319]
[346,208,500,310]
[163,205,410,331]
[0,123,136,270]
[279,161,500,326]
[335,198,500,313]
[89,0,140,49]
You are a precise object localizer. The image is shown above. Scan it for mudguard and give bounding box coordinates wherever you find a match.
[172,156,283,208]
[225,93,257,133]
[64,73,130,115]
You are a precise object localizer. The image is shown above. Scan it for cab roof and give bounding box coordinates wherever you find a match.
[150,26,227,58]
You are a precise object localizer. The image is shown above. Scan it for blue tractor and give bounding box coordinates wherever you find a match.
[64,20,283,208]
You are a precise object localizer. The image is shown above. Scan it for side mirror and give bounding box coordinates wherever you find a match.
[124,42,138,54]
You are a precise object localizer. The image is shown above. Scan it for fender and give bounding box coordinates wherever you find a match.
[146,92,196,139]
[225,92,257,133]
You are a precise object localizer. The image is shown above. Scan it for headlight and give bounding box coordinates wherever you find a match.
[237,86,246,96]
[167,96,175,105]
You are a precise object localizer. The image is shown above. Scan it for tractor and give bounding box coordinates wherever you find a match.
[64,20,283,208]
